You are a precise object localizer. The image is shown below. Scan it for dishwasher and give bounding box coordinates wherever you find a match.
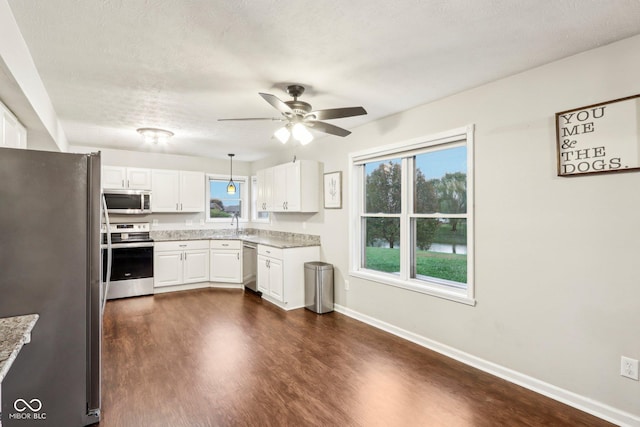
[242,242,258,292]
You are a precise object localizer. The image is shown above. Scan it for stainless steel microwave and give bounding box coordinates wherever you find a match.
[103,189,151,214]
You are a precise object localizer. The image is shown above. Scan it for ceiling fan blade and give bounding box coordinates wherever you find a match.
[307,120,352,137]
[306,106,367,121]
[259,93,293,115]
[218,117,283,121]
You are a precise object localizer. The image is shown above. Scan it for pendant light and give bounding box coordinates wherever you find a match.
[227,154,236,195]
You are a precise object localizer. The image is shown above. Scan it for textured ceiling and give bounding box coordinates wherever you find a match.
[7,0,640,161]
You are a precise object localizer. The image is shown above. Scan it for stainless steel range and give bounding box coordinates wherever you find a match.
[102,222,154,299]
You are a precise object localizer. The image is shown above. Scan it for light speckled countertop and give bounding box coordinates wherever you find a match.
[151,229,320,249]
[0,314,38,383]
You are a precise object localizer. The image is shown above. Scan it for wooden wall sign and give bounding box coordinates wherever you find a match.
[555,94,640,176]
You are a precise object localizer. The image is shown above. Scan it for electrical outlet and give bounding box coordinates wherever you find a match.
[344,279,350,291]
[621,356,639,380]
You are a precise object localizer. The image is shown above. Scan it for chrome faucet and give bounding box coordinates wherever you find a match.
[231,212,240,235]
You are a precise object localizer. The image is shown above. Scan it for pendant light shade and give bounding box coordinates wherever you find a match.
[227,154,236,195]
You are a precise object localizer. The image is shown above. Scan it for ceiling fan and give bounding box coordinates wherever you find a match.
[218,84,367,145]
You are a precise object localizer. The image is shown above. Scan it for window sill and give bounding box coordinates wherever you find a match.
[349,269,476,306]
[205,218,249,223]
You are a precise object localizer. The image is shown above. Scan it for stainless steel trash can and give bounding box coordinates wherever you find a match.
[304,262,334,314]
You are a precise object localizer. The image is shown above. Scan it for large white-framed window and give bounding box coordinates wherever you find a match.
[250,176,270,223]
[349,125,474,305]
[206,174,249,222]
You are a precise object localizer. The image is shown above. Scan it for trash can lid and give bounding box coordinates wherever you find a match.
[304,261,333,270]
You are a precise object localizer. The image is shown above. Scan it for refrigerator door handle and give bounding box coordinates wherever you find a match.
[102,194,112,313]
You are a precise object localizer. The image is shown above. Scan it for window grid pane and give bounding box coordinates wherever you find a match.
[412,218,467,285]
[414,146,467,215]
[362,217,401,274]
[364,159,402,214]
[209,180,242,219]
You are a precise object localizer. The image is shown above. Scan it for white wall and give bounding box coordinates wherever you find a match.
[256,35,640,422]
[0,0,68,152]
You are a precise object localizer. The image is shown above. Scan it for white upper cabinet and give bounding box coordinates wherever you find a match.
[179,171,206,212]
[257,160,320,213]
[152,169,204,212]
[127,167,153,189]
[102,166,151,190]
[256,167,274,212]
[1,101,27,149]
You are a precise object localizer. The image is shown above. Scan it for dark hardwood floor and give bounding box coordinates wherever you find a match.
[100,288,612,427]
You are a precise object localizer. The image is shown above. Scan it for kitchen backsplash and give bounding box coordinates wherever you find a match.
[150,227,321,245]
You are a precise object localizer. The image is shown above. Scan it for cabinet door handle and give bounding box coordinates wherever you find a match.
[176,203,179,210]
[127,179,130,188]
[180,253,183,261]
[122,179,125,188]
[184,253,187,260]
[237,253,240,260]
[180,203,183,211]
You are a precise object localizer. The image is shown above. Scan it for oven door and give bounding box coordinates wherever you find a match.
[103,242,154,299]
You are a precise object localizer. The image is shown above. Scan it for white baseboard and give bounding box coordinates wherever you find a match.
[334,304,640,427]
[210,283,244,289]
[154,282,210,294]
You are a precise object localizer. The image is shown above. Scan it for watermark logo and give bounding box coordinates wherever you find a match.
[14,399,42,412]
[8,398,46,420]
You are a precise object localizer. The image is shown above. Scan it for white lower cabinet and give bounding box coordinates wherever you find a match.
[257,244,320,310]
[154,240,210,288]
[209,240,242,283]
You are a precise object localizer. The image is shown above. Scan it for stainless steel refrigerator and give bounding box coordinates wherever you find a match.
[0,147,102,426]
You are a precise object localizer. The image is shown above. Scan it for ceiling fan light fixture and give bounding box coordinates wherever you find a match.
[227,153,236,195]
[292,123,313,145]
[274,126,291,144]
[137,127,174,144]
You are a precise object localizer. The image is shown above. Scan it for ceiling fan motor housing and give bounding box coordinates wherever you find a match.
[285,100,312,116]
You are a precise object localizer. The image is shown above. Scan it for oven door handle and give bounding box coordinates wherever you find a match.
[110,242,155,249]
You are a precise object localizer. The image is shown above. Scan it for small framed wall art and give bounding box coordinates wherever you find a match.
[323,171,342,209]
[555,94,640,177]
